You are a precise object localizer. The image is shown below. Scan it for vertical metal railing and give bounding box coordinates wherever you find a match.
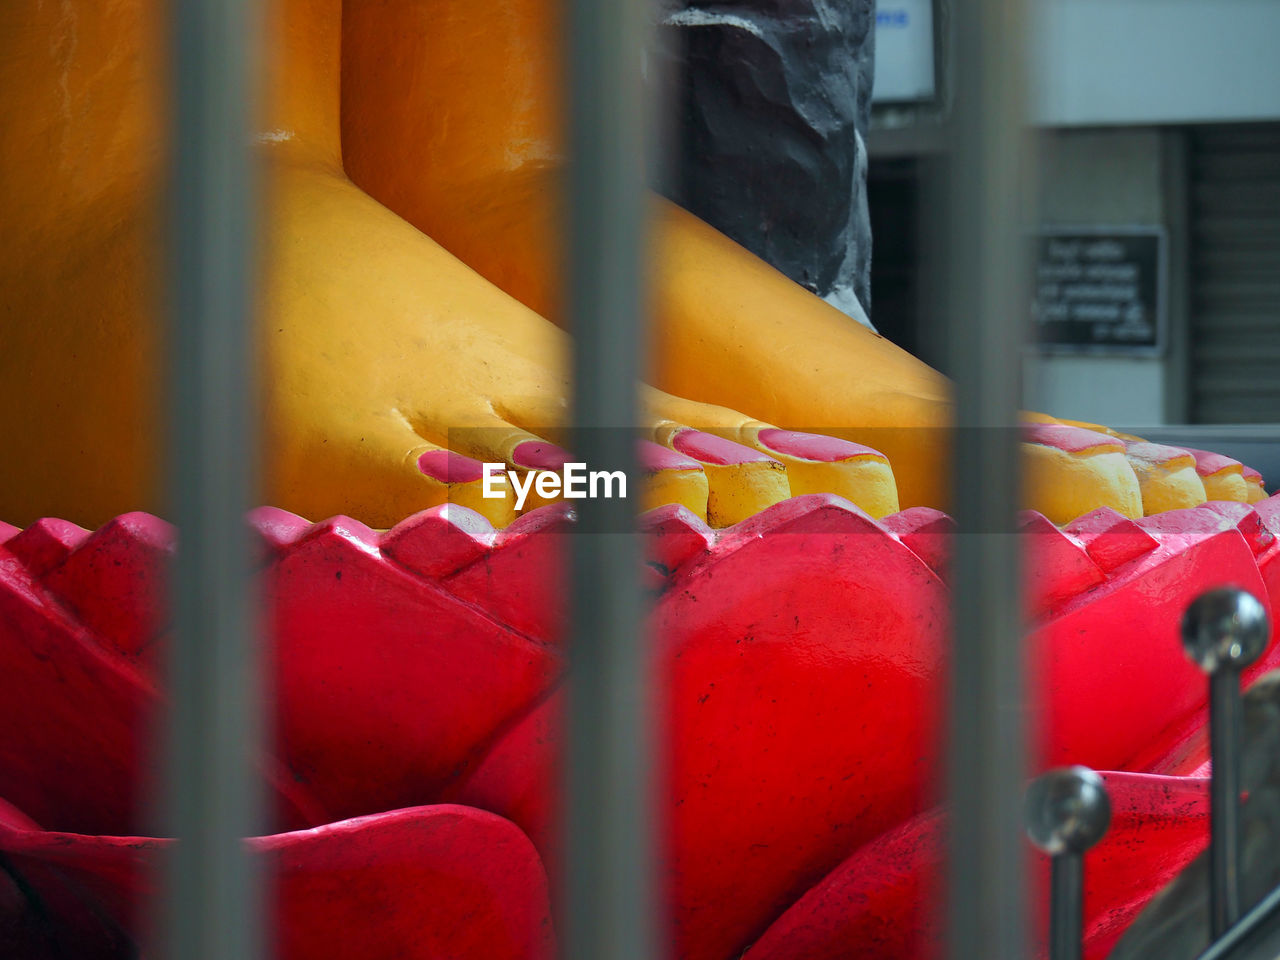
[1027,588,1277,958]
[1026,767,1112,960]
[563,1,655,960]
[163,2,263,960]
[1181,588,1271,939]
[943,0,1033,957]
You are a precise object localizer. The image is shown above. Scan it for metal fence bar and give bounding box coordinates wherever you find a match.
[1026,767,1113,960]
[1199,882,1280,960]
[164,2,262,960]
[1048,853,1085,960]
[1209,665,1246,937]
[563,0,654,957]
[1181,588,1272,941]
[944,0,1033,957]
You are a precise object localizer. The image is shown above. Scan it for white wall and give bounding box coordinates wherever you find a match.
[1033,0,1280,126]
[1024,128,1172,427]
[1025,355,1166,428]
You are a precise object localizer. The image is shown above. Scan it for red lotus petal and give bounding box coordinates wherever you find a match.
[452,495,1280,959]
[0,542,328,836]
[39,512,173,666]
[445,686,563,872]
[3,518,91,578]
[1020,511,1107,618]
[0,505,567,832]
[1036,502,1274,774]
[655,495,948,960]
[440,502,572,641]
[263,512,564,820]
[881,507,954,575]
[455,495,949,960]
[8,492,1280,958]
[742,770,1209,960]
[1064,507,1159,572]
[0,804,554,960]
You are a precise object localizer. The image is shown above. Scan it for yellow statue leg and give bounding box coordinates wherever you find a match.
[0,0,167,528]
[0,0,910,530]
[0,0,1257,530]
[339,0,1224,521]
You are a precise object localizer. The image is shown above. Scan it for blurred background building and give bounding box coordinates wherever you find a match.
[871,0,1280,438]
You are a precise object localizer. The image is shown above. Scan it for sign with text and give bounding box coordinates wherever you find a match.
[1032,228,1165,353]
[873,0,936,103]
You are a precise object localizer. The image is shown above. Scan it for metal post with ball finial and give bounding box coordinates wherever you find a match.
[1181,587,1272,939]
[1026,766,1112,960]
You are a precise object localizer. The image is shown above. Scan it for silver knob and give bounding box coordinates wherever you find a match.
[1181,587,1270,674]
[1026,766,1111,856]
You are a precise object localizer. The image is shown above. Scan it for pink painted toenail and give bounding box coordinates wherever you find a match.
[1025,423,1125,455]
[638,440,701,473]
[417,449,484,484]
[756,428,884,462]
[671,430,777,466]
[1181,447,1242,477]
[512,440,573,471]
[1124,441,1195,467]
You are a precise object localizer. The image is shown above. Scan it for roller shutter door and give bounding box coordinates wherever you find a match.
[1190,124,1280,423]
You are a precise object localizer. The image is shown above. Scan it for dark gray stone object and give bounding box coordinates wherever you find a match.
[658,0,876,325]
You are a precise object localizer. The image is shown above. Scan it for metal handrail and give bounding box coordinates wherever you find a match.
[1199,883,1280,960]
